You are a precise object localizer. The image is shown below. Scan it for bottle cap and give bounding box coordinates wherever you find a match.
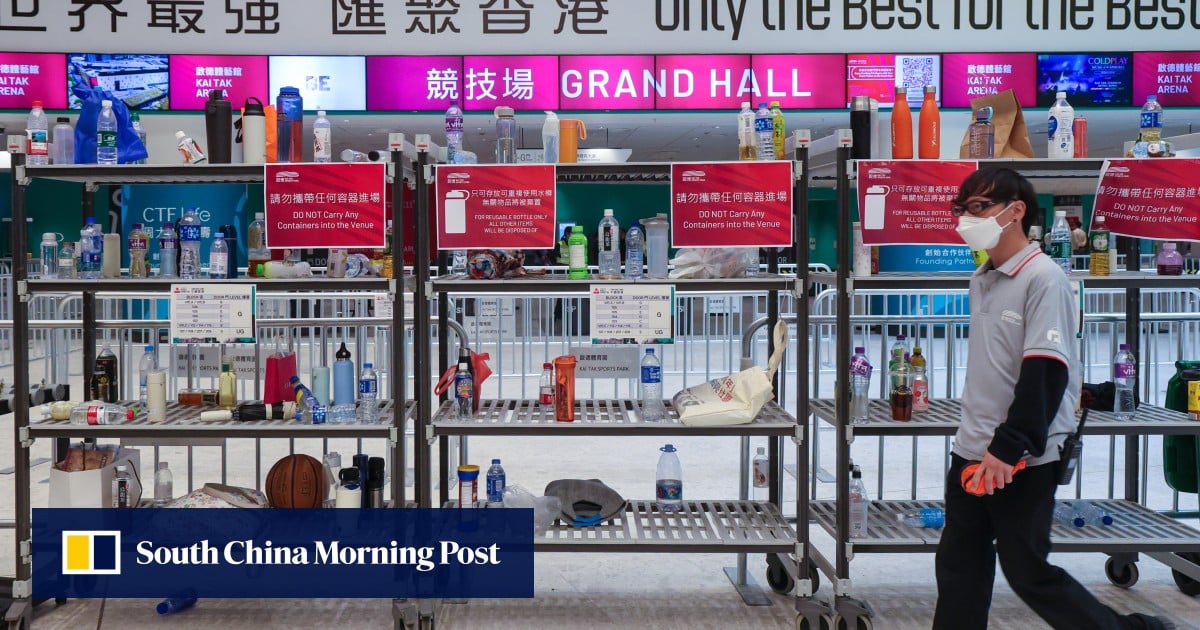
[256,212,264,220]
[924,85,936,94]
[57,117,70,123]
[32,100,42,107]
[543,362,552,369]
[646,348,654,354]
[740,101,750,109]
[544,110,557,119]
[492,458,501,465]
[571,225,583,233]
[1056,91,1067,99]
[603,208,613,216]
[630,220,640,229]
[974,106,993,122]
[854,347,865,353]
[214,232,224,239]
[851,95,871,110]
[255,263,264,276]
[158,462,169,470]
[1055,210,1066,217]
[145,345,154,352]
[1120,343,1130,350]
[101,99,112,107]
[758,102,767,108]
[494,105,514,118]
[896,334,906,340]
[42,232,56,241]
[317,110,326,117]
[175,131,187,140]
[660,444,676,453]
[339,468,360,482]
[1147,95,1157,101]
[894,84,906,94]
[756,447,765,454]
[116,464,127,472]
[364,363,373,369]
[1095,215,1105,224]
[770,100,781,108]
[1164,242,1177,250]
[852,467,862,478]
[86,217,96,224]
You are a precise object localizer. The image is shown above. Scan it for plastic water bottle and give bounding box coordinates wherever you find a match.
[542,110,559,163]
[640,348,666,422]
[70,402,133,426]
[486,459,506,505]
[597,208,620,279]
[158,222,178,278]
[1047,91,1074,159]
[359,363,379,424]
[850,346,873,424]
[39,232,58,279]
[888,334,910,388]
[754,102,774,161]
[131,113,147,164]
[58,241,76,279]
[1050,210,1072,275]
[1072,499,1114,525]
[751,447,769,502]
[1114,344,1136,420]
[112,465,131,508]
[656,444,682,512]
[313,110,331,162]
[899,507,945,528]
[80,218,101,279]
[26,100,49,165]
[848,466,868,538]
[445,102,464,163]
[538,362,554,412]
[97,100,119,165]
[451,250,467,276]
[625,221,644,279]
[770,101,786,160]
[179,208,201,279]
[52,117,74,165]
[737,101,757,160]
[1140,95,1163,143]
[128,223,150,278]
[138,345,156,407]
[154,462,173,507]
[208,232,229,279]
[454,353,474,421]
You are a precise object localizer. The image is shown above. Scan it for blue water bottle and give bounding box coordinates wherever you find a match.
[276,87,303,163]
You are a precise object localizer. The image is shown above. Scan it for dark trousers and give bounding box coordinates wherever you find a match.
[933,454,1164,630]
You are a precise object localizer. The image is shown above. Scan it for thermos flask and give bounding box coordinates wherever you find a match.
[239,97,266,164]
[204,90,232,164]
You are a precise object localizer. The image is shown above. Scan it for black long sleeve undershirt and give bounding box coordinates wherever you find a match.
[987,357,1070,465]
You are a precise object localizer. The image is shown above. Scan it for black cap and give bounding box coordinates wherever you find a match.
[209,89,225,101]
[368,457,386,487]
[243,96,265,115]
[57,117,70,123]
[339,468,359,483]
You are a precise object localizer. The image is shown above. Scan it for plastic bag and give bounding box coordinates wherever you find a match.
[502,485,560,536]
[669,248,758,279]
[673,320,788,426]
[71,84,148,164]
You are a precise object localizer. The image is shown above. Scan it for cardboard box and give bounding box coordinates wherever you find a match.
[49,448,142,508]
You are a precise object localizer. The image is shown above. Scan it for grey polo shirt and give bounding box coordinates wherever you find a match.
[952,243,1081,467]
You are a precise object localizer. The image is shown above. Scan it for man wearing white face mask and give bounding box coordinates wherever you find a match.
[934,168,1174,630]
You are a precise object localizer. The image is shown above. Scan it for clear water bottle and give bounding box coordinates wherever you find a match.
[159,222,178,278]
[641,348,666,422]
[154,462,173,507]
[138,345,156,407]
[131,112,147,164]
[754,102,774,161]
[57,241,76,279]
[848,466,868,538]
[112,465,131,508]
[888,334,910,388]
[39,232,58,279]
[313,110,331,162]
[1050,210,1072,275]
[751,447,769,502]
[624,221,644,280]
[1072,499,1114,525]
[656,444,682,512]
[97,99,119,165]
[542,110,559,163]
[52,116,74,165]
[451,250,467,276]
[899,507,945,528]
[744,247,759,277]
[1113,343,1136,420]
[1140,95,1163,144]
[850,346,872,424]
[79,227,99,279]
[179,208,202,279]
[486,459,506,505]
[128,223,150,278]
[26,100,49,165]
[70,402,133,425]
[445,101,464,163]
[1053,502,1086,527]
[1046,91,1074,159]
[494,106,516,164]
[737,101,757,160]
[538,362,554,413]
[597,208,621,279]
[359,362,379,424]
[208,231,229,279]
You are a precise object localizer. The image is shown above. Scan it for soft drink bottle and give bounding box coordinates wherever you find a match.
[751,447,769,502]
[910,346,929,412]
[128,223,150,278]
[26,100,48,165]
[770,101,786,160]
[96,100,119,165]
[567,225,588,279]
[538,362,554,413]
[1113,344,1136,420]
[70,402,133,426]
[656,444,682,512]
[1089,215,1111,276]
[454,353,474,421]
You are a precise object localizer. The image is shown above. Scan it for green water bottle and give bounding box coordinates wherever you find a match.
[567,225,588,279]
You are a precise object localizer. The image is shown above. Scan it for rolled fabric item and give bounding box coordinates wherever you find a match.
[542,479,626,526]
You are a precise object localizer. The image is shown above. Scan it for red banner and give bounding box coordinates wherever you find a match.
[670,162,794,248]
[435,165,557,250]
[1092,159,1200,242]
[856,160,978,246]
[263,163,387,249]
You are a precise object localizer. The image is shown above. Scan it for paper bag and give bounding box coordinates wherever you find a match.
[673,320,788,426]
[50,447,141,508]
[959,89,1035,159]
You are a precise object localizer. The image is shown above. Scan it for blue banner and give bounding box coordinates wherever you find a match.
[33,508,533,599]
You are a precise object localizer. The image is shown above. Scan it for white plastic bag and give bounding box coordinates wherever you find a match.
[669,248,758,279]
[673,320,788,426]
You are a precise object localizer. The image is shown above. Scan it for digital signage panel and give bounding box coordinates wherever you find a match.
[1036,53,1132,107]
[942,53,1037,108]
[268,56,366,111]
[170,55,269,110]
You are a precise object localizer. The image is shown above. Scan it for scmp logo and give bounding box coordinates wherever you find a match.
[62,531,121,575]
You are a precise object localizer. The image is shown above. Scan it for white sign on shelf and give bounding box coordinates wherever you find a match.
[169,284,256,344]
[571,346,640,379]
[171,345,259,381]
[589,284,675,345]
[464,298,515,342]
[373,292,414,321]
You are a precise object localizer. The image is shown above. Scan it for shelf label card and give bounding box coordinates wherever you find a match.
[856,160,978,246]
[373,293,414,321]
[1092,159,1200,242]
[170,284,256,344]
[670,161,793,248]
[264,163,387,249]
[435,164,557,250]
[589,284,674,345]
[571,346,640,379]
[171,345,258,380]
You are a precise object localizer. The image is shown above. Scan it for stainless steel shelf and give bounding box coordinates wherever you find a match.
[433,399,797,436]
[811,499,1200,554]
[28,400,412,439]
[27,277,392,293]
[446,499,794,553]
[809,399,1200,437]
[431,274,795,295]
[554,162,671,183]
[22,163,266,184]
[810,270,1198,291]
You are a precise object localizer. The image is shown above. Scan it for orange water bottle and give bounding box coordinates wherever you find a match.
[918,85,940,159]
[891,85,913,159]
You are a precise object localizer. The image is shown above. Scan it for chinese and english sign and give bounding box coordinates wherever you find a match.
[171,345,258,380]
[1134,52,1200,107]
[434,164,557,251]
[942,53,1038,107]
[856,160,978,246]
[1091,159,1200,243]
[571,346,640,379]
[170,284,256,344]
[168,54,269,109]
[590,284,674,346]
[264,163,387,250]
[670,162,793,248]
[0,52,65,109]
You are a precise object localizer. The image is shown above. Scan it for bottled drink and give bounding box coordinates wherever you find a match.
[538,362,554,412]
[138,345,156,407]
[80,218,102,279]
[154,462,174,507]
[445,101,464,164]
[26,100,49,165]
[888,334,910,388]
[910,346,929,412]
[454,352,474,421]
[656,444,682,512]
[112,465,131,508]
[336,468,362,508]
[542,110,559,163]
[751,447,769,502]
[643,214,670,279]
[313,110,331,162]
[57,241,76,279]
[97,100,119,164]
[899,507,945,528]
[359,363,379,424]
[1089,215,1111,276]
[247,212,269,277]
[967,106,995,159]
[208,232,229,279]
[178,208,202,279]
[39,232,58,279]
[770,101,786,160]
[70,402,133,425]
[218,361,236,409]
[918,85,939,159]
[1047,92,1075,159]
[754,102,774,161]
[175,131,207,164]
[1071,499,1114,526]
[276,86,303,163]
[1140,95,1163,144]
[597,208,620,279]
[1113,344,1136,420]
[1157,242,1184,275]
[850,346,872,424]
[494,106,516,164]
[131,112,147,164]
[158,222,178,278]
[218,223,239,278]
[640,348,666,422]
[850,96,872,159]
[624,221,644,280]
[737,102,757,160]
[486,459,506,505]
[51,117,74,165]
[567,225,588,279]
[128,223,150,278]
[1050,210,1072,275]
[891,85,913,159]
[290,376,326,424]
[848,466,868,538]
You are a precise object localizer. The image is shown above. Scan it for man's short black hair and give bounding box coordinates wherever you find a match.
[954,167,1041,234]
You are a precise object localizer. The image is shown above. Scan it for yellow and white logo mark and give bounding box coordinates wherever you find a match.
[62,531,121,575]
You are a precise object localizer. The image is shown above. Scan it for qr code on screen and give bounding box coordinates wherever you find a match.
[899,56,936,88]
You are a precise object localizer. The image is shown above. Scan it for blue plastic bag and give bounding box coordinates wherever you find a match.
[72,85,148,164]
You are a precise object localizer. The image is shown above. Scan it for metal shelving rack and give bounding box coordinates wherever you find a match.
[808,147,1200,627]
[5,158,412,630]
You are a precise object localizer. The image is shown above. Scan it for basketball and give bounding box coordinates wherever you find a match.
[265,454,326,508]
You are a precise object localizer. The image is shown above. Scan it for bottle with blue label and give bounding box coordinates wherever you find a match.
[486,459,506,505]
[656,444,682,512]
[641,348,666,422]
[358,363,379,424]
[178,208,202,279]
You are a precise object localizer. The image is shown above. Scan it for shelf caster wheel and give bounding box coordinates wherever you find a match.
[765,557,795,595]
[834,614,873,630]
[1172,552,1200,596]
[1105,557,1139,589]
[418,614,434,630]
[799,613,835,630]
